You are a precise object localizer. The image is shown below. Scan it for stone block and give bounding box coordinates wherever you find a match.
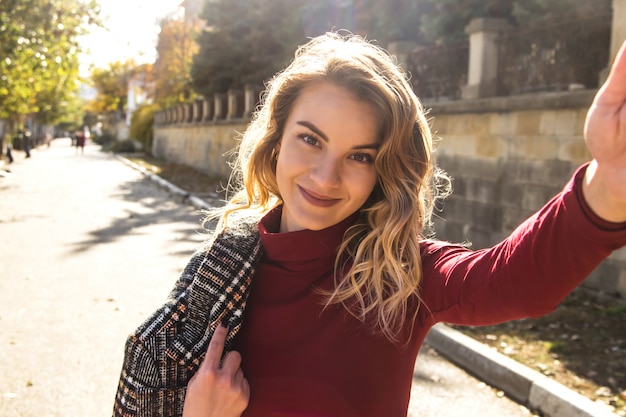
[514,111,542,136]
[464,177,498,204]
[509,160,543,185]
[476,134,502,158]
[508,136,559,161]
[539,111,558,136]
[502,205,529,231]
[521,185,557,211]
[499,185,523,209]
[489,113,515,135]
[449,176,466,197]
[438,134,478,157]
[447,113,490,135]
[434,220,465,244]
[546,161,578,186]
[558,138,590,163]
[574,108,588,135]
[530,136,561,160]
[555,110,578,136]
[430,114,450,135]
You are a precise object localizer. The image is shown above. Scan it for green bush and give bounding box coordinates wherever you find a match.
[111,139,140,153]
[130,103,159,154]
[93,132,117,148]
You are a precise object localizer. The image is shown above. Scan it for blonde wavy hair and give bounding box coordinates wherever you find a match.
[211,32,449,343]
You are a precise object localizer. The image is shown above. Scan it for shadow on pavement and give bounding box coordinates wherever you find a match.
[68,175,210,254]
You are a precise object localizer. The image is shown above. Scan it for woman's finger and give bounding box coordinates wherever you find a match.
[221,350,242,373]
[203,322,229,369]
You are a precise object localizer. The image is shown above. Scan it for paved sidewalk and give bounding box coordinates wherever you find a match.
[116,154,619,417]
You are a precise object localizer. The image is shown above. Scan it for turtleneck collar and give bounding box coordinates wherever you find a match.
[258,206,358,265]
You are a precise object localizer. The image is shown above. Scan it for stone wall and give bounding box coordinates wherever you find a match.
[427,90,626,298]
[152,122,247,179]
[152,85,261,178]
[152,89,626,299]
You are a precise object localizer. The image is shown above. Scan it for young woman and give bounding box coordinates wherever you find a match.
[114,33,626,417]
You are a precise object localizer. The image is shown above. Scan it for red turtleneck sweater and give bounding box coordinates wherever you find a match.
[233,165,626,417]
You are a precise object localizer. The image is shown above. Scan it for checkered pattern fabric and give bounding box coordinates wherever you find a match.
[112,221,263,417]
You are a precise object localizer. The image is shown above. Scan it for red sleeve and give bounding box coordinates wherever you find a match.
[419,164,626,327]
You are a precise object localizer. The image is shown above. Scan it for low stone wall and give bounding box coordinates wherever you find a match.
[152,89,626,299]
[427,90,626,298]
[153,122,247,179]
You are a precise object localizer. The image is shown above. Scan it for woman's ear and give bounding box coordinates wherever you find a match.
[274,142,281,159]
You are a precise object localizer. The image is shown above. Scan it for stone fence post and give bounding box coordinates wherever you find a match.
[192,99,203,122]
[461,17,511,100]
[213,93,227,121]
[203,96,214,122]
[177,104,185,124]
[244,84,263,119]
[227,89,244,120]
[386,41,418,73]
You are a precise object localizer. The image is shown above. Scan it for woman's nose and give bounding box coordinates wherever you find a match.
[311,155,341,188]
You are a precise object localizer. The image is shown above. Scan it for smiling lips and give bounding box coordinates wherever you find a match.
[298,186,341,207]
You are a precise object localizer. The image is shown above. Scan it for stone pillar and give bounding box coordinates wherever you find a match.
[187,103,195,123]
[244,84,263,119]
[601,0,626,83]
[227,89,244,120]
[203,96,214,122]
[192,100,202,122]
[177,105,185,124]
[387,41,418,72]
[182,104,188,123]
[461,17,511,100]
[213,93,227,121]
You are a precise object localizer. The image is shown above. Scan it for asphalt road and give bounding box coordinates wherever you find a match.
[0,139,535,417]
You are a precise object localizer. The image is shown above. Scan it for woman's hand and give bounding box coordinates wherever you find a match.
[583,40,626,223]
[182,323,250,417]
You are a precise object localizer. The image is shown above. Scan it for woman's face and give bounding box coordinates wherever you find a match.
[276,81,381,233]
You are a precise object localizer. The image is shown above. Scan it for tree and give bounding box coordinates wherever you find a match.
[86,59,150,135]
[153,15,200,107]
[87,59,138,115]
[0,0,101,135]
[190,0,307,96]
[416,0,611,45]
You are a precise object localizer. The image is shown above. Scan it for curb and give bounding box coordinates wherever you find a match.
[114,155,217,212]
[116,154,619,417]
[426,324,618,417]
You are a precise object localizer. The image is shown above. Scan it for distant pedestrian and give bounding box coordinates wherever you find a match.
[20,129,32,158]
[75,131,85,154]
[6,146,13,164]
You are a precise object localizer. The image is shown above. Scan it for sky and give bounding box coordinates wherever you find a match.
[79,0,183,75]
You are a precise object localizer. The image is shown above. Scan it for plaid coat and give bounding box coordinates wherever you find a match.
[113,219,263,417]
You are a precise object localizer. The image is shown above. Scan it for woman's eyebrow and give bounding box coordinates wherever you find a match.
[297,121,328,142]
[296,120,380,150]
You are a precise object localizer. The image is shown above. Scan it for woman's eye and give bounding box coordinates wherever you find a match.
[351,153,373,164]
[299,134,319,147]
